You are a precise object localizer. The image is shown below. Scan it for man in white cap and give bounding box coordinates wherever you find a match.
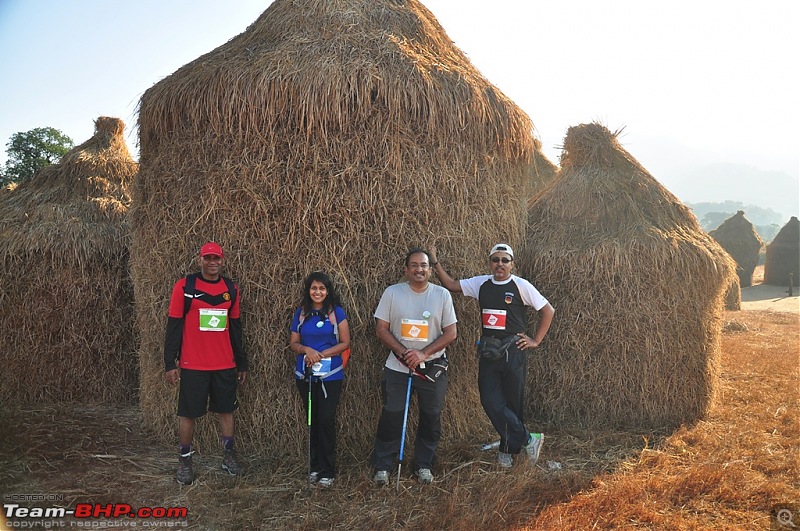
[429,243,554,468]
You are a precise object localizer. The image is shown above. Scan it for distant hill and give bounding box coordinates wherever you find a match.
[686,201,783,242]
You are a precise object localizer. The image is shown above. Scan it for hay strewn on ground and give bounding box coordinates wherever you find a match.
[519,123,737,429]
[0,117,137,404]
[2,310,796,530]
[709,210,764,288]
[132,0,552,457]
[764,216,799,287]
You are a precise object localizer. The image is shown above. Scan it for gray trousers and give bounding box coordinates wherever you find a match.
[372,366,448,471]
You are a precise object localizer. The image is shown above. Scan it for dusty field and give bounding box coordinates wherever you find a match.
[741,265,800,313]
[1,308,797,530]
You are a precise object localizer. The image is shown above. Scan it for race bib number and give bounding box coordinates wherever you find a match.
[312,359,332,376]
[199,308,228,331]
[401,319,429,341]
[482,309,507,330]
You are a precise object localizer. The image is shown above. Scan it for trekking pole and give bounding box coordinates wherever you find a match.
[306,364,312,491]
[397,370,413,492]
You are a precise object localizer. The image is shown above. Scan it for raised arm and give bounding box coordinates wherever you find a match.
[429,245,462,292]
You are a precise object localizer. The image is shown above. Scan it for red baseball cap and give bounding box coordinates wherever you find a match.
[199,242,224,258]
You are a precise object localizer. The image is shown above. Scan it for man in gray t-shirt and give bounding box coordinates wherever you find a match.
[371,248,457,486]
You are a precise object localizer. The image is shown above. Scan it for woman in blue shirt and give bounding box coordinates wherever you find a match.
[289,271,350,488]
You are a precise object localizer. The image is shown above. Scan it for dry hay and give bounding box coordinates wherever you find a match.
[0,117,137,404]
[723,273,741,311]
[132,0,548,457]
[518,123,737,429]
[764,216,799,287]
[708,210,764,287]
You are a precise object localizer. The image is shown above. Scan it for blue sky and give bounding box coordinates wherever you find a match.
[1,0,798,216]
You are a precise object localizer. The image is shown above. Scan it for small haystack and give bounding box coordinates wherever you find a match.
[519,123,736,429]
[764,216,800,287]
[723,274,741,311]
[0,117,137,404]
[133,0,547,454]
[709,211,764,287]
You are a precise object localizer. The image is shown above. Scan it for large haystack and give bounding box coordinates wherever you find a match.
[0,117,137,404]
[764,216,800,287]
[133,0,548,455]
[518,123,736,429]
[709,211,764,287]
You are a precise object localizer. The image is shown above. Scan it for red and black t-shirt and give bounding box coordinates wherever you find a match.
[163,275,247,372]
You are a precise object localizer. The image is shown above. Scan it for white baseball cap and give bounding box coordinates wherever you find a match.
[488,243,514,258]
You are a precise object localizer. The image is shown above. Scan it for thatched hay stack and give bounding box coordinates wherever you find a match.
[764,216,800,287]
[527,138,559,207]
[709,211,764,288]
[518,123,736,429]
[723,274,741,311]
[0,117,137,404]
[133,0,546,455]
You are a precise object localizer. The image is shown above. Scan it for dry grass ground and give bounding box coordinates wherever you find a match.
[1,308,797,530]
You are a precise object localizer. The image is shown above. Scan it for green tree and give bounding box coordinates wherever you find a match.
[1,127,74,186]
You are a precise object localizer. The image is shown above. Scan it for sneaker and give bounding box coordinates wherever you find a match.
[373,470,389,486]
[497,451,513,468]
[416,468,433,484]
[524,433,544,465]
[308,471,320,484]
[176,454,194,485]
[318,477,335,488]
[221,448,241,476]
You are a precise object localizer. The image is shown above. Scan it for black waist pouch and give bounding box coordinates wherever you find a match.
[421,356,448,381]
[477,335,517,361]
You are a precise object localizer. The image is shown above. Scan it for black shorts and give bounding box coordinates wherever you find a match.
[177,368,239,419]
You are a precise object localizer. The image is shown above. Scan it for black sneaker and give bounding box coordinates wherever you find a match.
[176,454,194,485]
[221,448,241,476]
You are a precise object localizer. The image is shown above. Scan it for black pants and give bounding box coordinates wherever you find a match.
[478,345,529,454]
[373,366,448,472]
[295,378,343,479]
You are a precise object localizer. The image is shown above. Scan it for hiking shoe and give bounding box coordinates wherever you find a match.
[416,468,433,484]
[318,477,335,488]
[497,451,513,468]
[373,470,389,486]
[523,433,544,465]
[308,471,320,484]
[176,454,194,485]
[221,448,241,476]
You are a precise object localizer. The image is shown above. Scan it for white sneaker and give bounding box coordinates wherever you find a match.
[308,471,319,484]
[497,451,513,468]
[524,433,544,465]
[373,470,389,486]
[416,468,433,484]
[318,477,334,488]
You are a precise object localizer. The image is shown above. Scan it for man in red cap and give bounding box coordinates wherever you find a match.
[164,241,248,485]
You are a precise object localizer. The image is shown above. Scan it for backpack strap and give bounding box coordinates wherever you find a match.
[182,273,198,317]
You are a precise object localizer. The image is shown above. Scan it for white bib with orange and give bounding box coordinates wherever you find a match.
[400,319,429,342]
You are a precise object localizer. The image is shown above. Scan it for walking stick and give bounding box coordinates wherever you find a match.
[397,370,413,492]
[306,365,312,491]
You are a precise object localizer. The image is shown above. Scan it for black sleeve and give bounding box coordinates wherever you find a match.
[164,316,184,371]
[230,317,248,372]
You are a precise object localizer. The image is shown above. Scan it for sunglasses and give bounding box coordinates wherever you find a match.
[491,257,512,264]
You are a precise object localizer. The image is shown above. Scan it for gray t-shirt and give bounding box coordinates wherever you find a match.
[374,281,458,373]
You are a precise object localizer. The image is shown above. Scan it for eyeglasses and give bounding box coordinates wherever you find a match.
[491,257,512,264]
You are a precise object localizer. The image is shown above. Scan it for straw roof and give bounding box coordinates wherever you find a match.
[519,123,736,429]
[133,0,546,454]
[708,211,763,287]
[764,216,799,287]
[0,117,137,403]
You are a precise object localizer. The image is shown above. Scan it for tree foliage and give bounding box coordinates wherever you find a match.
[1,127,74,186]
